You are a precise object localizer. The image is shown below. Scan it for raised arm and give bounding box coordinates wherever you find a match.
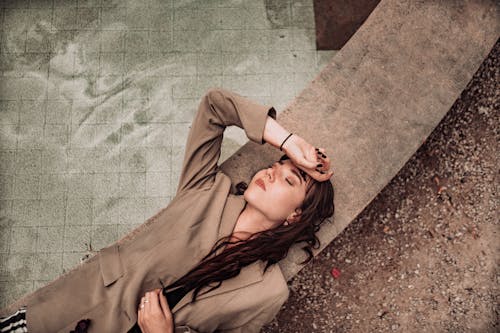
[175,88,277,196]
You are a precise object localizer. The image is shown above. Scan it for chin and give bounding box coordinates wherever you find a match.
[243,183,264,206]
[243,185,256,203]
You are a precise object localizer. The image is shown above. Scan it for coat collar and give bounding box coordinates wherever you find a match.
[171,194,265,313]
[215,194,247,248]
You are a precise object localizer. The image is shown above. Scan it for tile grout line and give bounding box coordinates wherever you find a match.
[27,0,53,283]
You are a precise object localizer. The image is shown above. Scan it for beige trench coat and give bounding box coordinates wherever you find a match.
[24,88,289,333]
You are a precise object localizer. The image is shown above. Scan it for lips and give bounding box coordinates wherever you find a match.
[255,178,266,191]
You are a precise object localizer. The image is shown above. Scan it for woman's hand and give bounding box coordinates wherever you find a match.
[137,289,174,333]
[282,134,333,182]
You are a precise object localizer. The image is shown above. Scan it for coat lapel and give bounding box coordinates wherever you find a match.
[171,259,265,313]
[215,194,247,248]
[171,194,263,314]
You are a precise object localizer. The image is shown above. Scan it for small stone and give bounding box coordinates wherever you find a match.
[478,106,489,115]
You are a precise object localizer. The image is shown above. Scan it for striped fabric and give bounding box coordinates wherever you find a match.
[0,307,28,333]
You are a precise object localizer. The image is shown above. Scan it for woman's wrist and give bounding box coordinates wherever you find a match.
[263,115,292,151]
[279,133,293,151]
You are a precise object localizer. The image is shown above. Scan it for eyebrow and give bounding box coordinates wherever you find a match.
[291,167,305,185]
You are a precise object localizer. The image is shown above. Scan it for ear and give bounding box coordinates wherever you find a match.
[286,208,302,224]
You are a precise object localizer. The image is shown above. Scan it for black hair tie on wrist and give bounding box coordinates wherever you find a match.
[280,133,293,151]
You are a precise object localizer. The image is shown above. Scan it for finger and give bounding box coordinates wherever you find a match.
[316,151,328,161]
[310,168,333,182]
[316,148,329,160]
[303,167,322,182]
[324,170,334,180]
[148,291,161,315]
[142,293,149,313]
[316,151,325,163]
[146,291,157,312]
[159,290,173,319]
[313,170,330,180]
[138,300,143,327]
[317,158,331,172]
[315,160,331,172]
[316,147,327,155]
[316,153,331,171]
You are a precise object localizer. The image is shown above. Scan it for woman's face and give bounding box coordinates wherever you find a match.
[244,159,312,222]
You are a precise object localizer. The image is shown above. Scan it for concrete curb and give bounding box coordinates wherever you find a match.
[222,0,500,281]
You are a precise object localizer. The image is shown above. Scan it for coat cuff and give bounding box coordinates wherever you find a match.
[244,106,277,145]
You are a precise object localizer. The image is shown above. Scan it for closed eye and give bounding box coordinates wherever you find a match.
[278,160,296,186]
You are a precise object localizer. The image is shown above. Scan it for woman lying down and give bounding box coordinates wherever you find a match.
[0,88,334,333]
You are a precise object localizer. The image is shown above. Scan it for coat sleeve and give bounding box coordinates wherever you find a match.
[175,88,277,196]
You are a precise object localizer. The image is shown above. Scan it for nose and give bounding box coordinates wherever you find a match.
[266,163,276,182]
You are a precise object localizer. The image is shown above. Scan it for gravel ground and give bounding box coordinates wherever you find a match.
[262,40,499,333]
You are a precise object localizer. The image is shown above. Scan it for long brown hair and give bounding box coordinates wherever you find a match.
[166,154,335,303]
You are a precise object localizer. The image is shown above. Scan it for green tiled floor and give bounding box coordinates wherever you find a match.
[0,0,335,307]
